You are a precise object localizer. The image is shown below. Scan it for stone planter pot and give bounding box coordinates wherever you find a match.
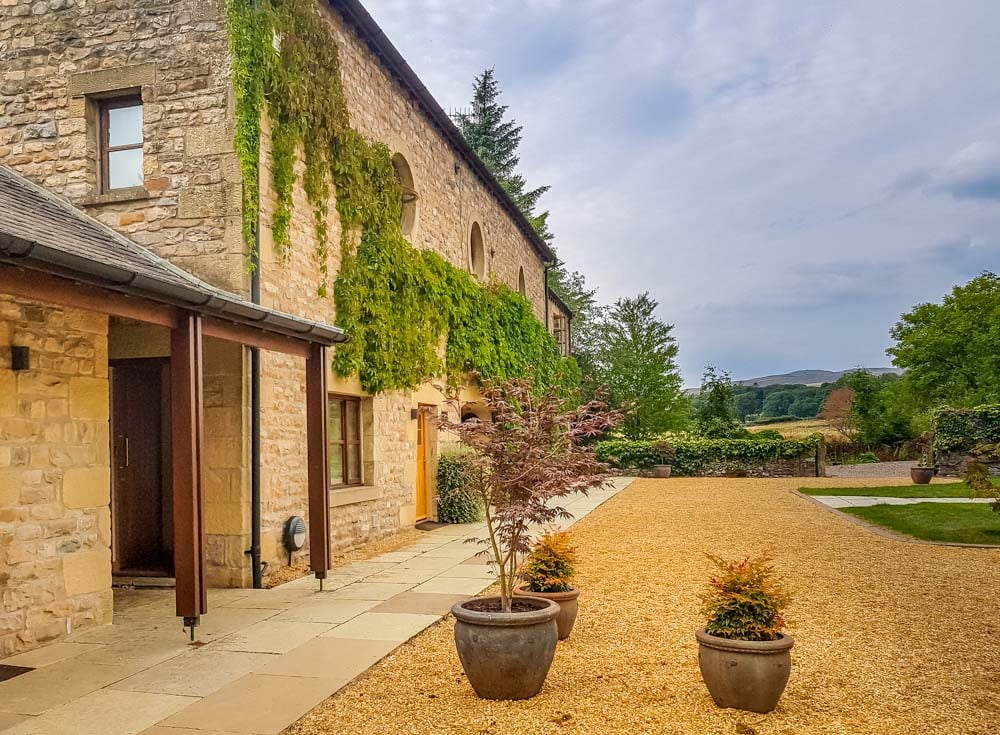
[652,464,672,478]
[452,596,559,700]
[911,467,935,485]
[696,627,794,713]
[513,585,579,640]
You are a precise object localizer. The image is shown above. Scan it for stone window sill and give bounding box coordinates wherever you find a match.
[79,187,151,206]
[330,485,381,507]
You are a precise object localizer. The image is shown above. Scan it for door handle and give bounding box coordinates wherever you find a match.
[123,436,129,468]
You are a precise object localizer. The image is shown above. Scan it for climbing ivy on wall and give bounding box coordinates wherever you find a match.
[227,0,578,395]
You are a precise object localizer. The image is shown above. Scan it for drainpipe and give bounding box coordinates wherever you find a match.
[248,233,263,589]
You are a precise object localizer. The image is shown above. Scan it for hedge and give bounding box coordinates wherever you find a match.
[595,435,824,476]
[436,450,483,524]
[933,405,1000,452]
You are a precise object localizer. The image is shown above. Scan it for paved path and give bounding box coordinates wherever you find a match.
[812,494,994,508]
[825,460,917,478]
[0,478,633,735]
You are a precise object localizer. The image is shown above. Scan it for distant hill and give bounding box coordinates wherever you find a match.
[735,368,902,388]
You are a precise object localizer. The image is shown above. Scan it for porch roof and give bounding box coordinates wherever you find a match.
[0,165,348,346]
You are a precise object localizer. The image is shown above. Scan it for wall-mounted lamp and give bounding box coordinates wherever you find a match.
[410,408,419,420]
[11,346,29,371]
[282,515,307,565]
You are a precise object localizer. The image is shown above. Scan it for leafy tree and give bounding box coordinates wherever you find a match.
[454,68,552,241]
[548,266,602,364]
[889,272,1000,408]
[696,366,744,438]
[842,370,913,445]
[592,293,687,438]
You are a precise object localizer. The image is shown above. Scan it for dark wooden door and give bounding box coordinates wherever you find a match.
[110,359,173,576]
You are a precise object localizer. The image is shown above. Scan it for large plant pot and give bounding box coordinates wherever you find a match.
[513,585,579,640]
[911,467,935,485]
[452,596,559,700]
[696,628,794,713]
[652,465,672,478]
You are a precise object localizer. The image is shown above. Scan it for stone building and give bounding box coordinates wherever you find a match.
[0,0,573,654]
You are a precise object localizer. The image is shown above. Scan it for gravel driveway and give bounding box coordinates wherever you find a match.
[287,477,999,735]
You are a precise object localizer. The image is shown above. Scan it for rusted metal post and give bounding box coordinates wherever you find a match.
[171,312,207,635]
[305,343,330,585]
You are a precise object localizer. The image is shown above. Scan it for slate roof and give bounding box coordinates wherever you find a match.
[0,165,347,345]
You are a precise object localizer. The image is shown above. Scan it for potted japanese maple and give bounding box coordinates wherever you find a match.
[911,449,936,485]
[696,554,793,713]
[513,530,580,640]
[440,378,620,700]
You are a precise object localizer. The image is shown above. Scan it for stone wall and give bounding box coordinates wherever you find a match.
[0,0,245,294]
[937,451,1000,478]
[0,296,112,657]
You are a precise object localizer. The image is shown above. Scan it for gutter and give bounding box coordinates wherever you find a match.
[0,234,347,346]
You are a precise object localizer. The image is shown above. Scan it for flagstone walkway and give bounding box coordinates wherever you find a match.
[811,494,995,508]
[0,478,633,735]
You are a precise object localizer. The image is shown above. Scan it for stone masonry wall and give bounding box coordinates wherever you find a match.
[0,296,113,657]
[0,0,245,293]
[253,3,557,567]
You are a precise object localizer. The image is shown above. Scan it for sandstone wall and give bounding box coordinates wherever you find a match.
[0,0,244,293]
[0,296,113,657]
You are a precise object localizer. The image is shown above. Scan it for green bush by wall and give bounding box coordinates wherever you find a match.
[436,450,484,524]
[933,405,1000,452]
[595,435,823,476]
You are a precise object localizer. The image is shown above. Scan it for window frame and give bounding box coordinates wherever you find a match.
[98,95,144,193]
[328,394,364,488]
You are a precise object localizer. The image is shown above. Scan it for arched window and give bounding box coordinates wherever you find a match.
[391,153,417,237]
[517,266,526,296]
[469,222,485,278]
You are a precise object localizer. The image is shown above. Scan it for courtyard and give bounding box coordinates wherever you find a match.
[289,477,998,735]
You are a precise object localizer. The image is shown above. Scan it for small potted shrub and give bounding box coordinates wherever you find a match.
[652,440,676,478]
[696,554,793,714]
[911,450,936,485]
[440,378,620,700]
[514,530,579,640]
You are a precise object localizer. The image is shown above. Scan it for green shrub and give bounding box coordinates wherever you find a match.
[519,530,577,593]
[595,435,823,476]
[933,405,1000,452]
[752,429,784,441]
[964,461,993,495]
[700,554,790,642]
[848,451,879,464]
[435,450,483,524]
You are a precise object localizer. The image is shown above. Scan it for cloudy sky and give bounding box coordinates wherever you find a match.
[365,0,1000,385]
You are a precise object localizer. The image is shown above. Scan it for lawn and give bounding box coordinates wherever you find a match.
[799,479,999,498]
[843,502,1000,545]
[287,478,1000,735]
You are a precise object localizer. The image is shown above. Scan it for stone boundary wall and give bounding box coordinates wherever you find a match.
[0,297,113,657]
[937,451,1000,478]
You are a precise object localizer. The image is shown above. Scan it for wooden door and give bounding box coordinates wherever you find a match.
[111,359,173,576]
[415,407,430,520]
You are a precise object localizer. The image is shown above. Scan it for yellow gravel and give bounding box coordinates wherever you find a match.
[286,478,1000,735]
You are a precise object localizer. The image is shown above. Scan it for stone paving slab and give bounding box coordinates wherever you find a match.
[3,689,196,735]
[812,495,996,508]
[0,478,634,735]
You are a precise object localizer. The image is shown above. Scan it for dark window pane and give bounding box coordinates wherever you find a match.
[107,148,143,189]
[108,104,143,146]
[327,399,343,441]
[346,443,361,485]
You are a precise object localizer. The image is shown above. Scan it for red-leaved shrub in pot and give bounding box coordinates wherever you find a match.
[440,378,620,699]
